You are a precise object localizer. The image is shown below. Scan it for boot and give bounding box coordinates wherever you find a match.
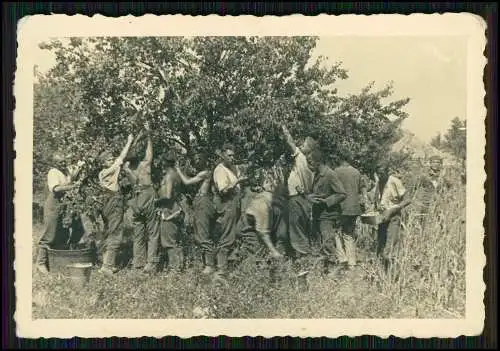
[100,250,119,274]
[36,247,49,274]
[166,247,184,273]
[202,251,216,275]
[214,248,229,282]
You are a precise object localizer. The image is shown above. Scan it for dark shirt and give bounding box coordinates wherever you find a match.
[312,165,347,221]
[334,164,363,216]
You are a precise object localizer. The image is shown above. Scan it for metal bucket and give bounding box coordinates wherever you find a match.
[296,270,309,292]
[66,263,93,287]
[47,245,97,274]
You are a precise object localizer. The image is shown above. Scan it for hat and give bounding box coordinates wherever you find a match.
[429,155,443,162]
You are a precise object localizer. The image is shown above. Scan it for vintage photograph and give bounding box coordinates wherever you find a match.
[15,14,486,338]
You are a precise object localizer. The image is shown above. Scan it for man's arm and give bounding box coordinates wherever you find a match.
[122,162,137,184]
[176,167,210,186]
[322,171,347,207]
[143,136,153,165]
[281,124,298,154]
[100,134,134,179]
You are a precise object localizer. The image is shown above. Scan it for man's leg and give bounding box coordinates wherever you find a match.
[214,196,240,280]
[36,195,62,273]
[160,218,184,273]
[342,216,358,268]
[319,220,340,273]
[383,215,402,275]
[100,194,125,274]
[288,196,312,258]
[193,196,216,274]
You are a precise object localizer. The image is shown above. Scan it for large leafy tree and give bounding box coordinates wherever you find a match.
[34,36,410,221]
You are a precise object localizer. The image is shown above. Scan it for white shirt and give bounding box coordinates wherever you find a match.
[287,147,314,196]
[47,168,71,193]
[98,157,124,192]
[374,175,406,212]
[213,163,240,193]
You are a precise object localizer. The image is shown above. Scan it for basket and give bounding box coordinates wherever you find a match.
[47,246,96,274]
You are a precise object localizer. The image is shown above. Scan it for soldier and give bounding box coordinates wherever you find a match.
[212,144,248,281]
[175,154,215,276]
[307,149,347,274]
[155,151,185,273]
[122,121,159,273]
[35,153,86,274]
[97,133,134,275]
[280,124,316,265]
[333,157,365,270]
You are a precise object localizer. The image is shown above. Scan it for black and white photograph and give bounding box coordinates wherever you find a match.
[14,14,486,338]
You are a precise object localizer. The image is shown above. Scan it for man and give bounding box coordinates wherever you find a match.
[97,133,134,276]
[370,158,412,272]
[413,155,452,219]
[307,149,347,274]
[333,158,364,269]
[35,153,86,274]
[175,153,216,276]
[237,168,287,263]
[280,124,316,261]
[122,121,159,273]
[155,151,185,273]
[212,144,247,281]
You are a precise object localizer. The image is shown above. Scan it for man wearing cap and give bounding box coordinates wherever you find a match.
[212,144,247,281]
[280,124,316,262]
[333,157,365,270]
[175,153,215,276]
[370,158,412,273]
[35,153,86,274]
[96,133,134,276]
[122,121,159,273]
[413,155,452,228]
[307,149,347,274]
[155,151,185,273]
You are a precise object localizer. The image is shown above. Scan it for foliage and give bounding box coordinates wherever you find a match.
[429,117,466,162]
[442,117,467,161]
[34,36,410,220]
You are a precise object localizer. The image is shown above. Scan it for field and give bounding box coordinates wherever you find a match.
[31,180,466,320]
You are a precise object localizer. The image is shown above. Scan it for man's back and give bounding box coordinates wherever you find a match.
[334,164,362,216]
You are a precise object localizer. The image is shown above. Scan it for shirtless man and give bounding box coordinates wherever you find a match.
[155,151,185,273]
[175,153,214,275]
[123,121,159,273]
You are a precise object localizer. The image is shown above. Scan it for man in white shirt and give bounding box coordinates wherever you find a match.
[35,153,85,274]
[370,159,412,273]
[212,144,247,281]
[97,133,134,276]
[281,125,316,261]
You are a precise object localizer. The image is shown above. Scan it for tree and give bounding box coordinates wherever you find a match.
[442,117,466,161]
[430,132,442,149]
[34,36,410,222]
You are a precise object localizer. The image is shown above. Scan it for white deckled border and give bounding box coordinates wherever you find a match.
[14,13,487,338]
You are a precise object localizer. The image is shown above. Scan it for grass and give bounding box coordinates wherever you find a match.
[31,181,466,319]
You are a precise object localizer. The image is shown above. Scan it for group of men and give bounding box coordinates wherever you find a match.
[35,119,454,282]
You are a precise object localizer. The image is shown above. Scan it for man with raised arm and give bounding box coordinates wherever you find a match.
[280,124,316,262]
[97,133,134,275]
[122,121,159,273]
[175,153,214,276]
[212,144,247,281]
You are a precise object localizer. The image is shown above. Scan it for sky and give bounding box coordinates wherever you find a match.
[33,36,467,143]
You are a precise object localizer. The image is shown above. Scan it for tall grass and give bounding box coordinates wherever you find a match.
[31,176,465,319]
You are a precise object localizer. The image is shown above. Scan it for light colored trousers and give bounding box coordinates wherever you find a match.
[319,216,357,266]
